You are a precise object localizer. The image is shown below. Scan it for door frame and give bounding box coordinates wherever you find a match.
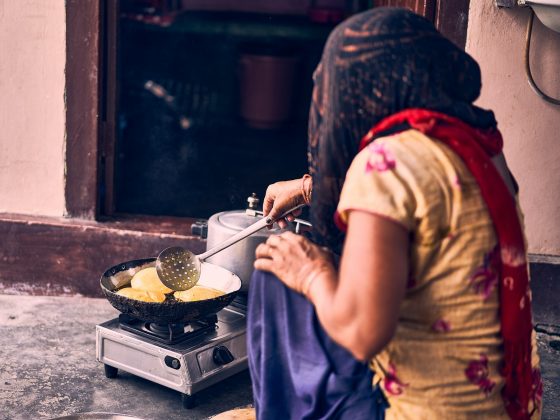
[65,0,102,219]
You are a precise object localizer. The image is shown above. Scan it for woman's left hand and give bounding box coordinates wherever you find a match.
[254,232,335,296]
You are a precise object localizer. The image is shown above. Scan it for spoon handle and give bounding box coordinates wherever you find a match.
[198,204,305,261]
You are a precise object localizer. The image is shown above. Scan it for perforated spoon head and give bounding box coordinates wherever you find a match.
[156,246,201,291]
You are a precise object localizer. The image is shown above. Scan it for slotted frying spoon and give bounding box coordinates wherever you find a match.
[156,204,304,291]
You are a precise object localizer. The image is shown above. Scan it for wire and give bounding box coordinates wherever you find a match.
[524,9,560,106]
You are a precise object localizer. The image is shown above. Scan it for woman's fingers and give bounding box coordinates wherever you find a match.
[277,218,288,229]
[265,179,305,220]
[257,235,297,265]
[263,189,276,217]
[277,207,304,229]
[278,231,303,244]
[255,242,281,275]
[255,243,273,259]
[266,233,293,253]
[254,257,275,273]
[264,234,283,245]
[268,199,294,221]
[255,231,334,295]
[263,201,273,218]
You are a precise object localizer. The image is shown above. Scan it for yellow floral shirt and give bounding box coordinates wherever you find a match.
[337,130,541,419]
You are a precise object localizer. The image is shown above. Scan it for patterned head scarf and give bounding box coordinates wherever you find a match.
[308,7,497,253]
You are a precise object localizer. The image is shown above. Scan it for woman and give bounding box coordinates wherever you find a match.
[246,8,541,420]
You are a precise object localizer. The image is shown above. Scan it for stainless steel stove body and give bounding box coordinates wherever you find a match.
[96,303,247,408]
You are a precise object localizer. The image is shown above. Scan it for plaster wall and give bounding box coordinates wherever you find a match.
[466,2,560,255]
[0,1,558,254]
[0,1,66,216]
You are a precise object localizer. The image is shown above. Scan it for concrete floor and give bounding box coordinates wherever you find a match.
[0,295,253,420]
[1,294,559,419]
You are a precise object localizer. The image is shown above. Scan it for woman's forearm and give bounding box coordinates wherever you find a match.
[307,270,395,361]
[307,211,409,361]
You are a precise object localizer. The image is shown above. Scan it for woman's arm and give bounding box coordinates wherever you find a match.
[254,210,409,361]
[310,210,408,360]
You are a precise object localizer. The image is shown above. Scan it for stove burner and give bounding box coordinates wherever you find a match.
[118,313,218,345]
[147,322,185,337]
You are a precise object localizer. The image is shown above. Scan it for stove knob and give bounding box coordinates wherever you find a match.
[212,345,234,365]
[164,356,181,370]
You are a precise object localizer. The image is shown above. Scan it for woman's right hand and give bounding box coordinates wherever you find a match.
[263,177,311,229]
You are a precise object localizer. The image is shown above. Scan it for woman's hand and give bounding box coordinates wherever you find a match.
[263,176,312,229]
[254,232,335,295]
[256,212,409,361]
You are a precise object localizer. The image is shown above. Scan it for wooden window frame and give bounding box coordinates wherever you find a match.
[371,1,471,48]
[65,0,102,219]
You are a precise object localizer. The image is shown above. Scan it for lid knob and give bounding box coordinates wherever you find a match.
[247,193,260,210]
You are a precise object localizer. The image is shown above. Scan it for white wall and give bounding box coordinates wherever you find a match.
[0,0,66,217]
[466,2,560,255]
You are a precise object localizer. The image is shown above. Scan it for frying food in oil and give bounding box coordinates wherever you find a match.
[174,286,225,302]
[115,266,224,303]
[116,287,166,303]
[131,267,173,294]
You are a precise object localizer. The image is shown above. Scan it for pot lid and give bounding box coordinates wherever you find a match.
[217,210,284,234]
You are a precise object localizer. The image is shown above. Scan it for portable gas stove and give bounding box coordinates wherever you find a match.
[96,297,248,408]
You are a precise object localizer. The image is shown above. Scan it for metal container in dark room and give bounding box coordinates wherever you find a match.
[238,49,299,129]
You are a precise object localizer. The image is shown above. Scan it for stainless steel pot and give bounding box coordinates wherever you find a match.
[197,201,310,293]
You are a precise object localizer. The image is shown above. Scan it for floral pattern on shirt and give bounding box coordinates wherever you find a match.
[365,143,396,173]
[465,354,496,396]
[431,319,451,332]
[383,363,409,396]
[470,245,501,300]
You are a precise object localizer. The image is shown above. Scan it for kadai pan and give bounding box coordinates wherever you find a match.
[100,258,241,324]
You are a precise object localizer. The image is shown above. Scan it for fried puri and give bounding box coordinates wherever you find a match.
[130,267,173,294]
[115,287,166,303]
[174,286,224,302]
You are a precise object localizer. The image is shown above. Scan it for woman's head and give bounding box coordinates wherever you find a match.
[309,8,496,252]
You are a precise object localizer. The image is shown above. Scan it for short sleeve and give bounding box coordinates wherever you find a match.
[336,138,418,231]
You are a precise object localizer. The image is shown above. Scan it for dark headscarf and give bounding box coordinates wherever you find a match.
[308,8,497,253]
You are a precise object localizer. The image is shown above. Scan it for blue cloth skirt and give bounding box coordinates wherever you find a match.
[247,270,387,420]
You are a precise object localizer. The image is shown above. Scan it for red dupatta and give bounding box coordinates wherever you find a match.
[358,109,541,419]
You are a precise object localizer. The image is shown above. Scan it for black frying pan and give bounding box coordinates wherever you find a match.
[100,258,241,324]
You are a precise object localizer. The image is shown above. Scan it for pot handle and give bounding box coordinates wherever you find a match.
[191,219,208,239]
[245,209,312,233]
[198,204,305,261]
